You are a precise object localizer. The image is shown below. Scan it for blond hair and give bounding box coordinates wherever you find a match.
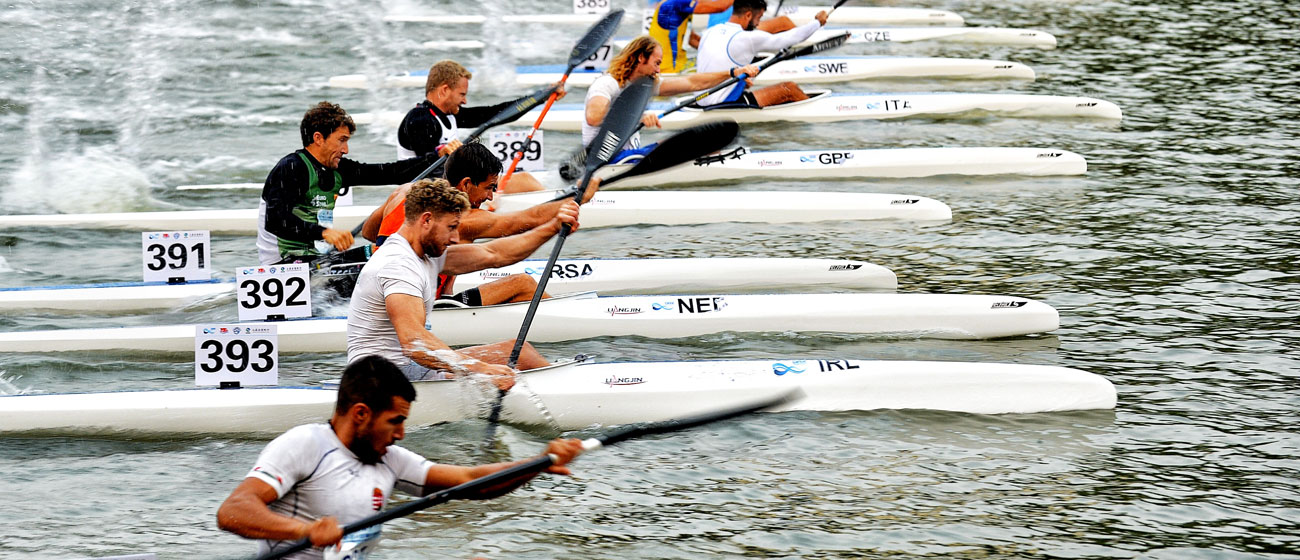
[607,36,660,87]
[404,178,470,221]
[424,60,473,94]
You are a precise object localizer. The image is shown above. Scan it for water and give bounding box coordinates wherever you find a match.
[2,0,1299,558]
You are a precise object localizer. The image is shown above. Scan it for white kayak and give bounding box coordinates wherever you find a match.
[0,357,1116,436]
[0,292,1060,354]
[508,89,1123,131]
[1,258,896,313]
[385,6,964,26]
[592,146,1087,188]
[177,147,1086,193]
[802,26,1058,49]
[327,56,1035,89]
[0,191,951,234]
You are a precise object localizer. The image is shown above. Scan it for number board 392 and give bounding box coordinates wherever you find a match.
[236,263,312,322]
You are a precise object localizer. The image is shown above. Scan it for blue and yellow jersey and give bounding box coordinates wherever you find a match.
[649,0,698,73]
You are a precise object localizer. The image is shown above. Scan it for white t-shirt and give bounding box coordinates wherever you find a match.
[695,20,821,106]
[246,423,434,560]
[581,74,644,150]
[346,232,447,366]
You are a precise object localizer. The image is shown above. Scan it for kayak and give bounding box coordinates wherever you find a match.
[176,147,1086,193]
[591,147,1087,188]
[0,292,1060,354]
[504,89,1124,131]
[327,56,1036,89]
[801,26,1059,49]
[1,258,897,313]
[384,6,964,26]
[0,191,952,234]
[0,357,1116,436]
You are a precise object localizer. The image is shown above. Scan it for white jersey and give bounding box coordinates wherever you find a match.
[247,424,434,560]
[581,74,645,149]
[346,232,447,367]
[695,20,821,106]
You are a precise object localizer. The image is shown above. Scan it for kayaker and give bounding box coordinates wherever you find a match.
[217,355,583,560]
[648,0,798,73]
[695,0,827,108]
[580,36,759,163]
[359,142,596,307]
[257,101,440,265]
[346,178,578,381]
[398,59,562,193]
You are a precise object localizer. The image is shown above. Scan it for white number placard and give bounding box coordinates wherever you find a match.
[195,324,278,387]
[578,41,615,71]
[142,231,211,282]
[488,130,545,173]
[573,0,610,15]
[236,264,312,322]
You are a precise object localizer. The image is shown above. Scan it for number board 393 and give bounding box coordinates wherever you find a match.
[236,263,312,321]
[142,231,211,282]
[194,324,278,387]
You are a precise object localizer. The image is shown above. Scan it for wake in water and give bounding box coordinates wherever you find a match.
[0,370,37,396]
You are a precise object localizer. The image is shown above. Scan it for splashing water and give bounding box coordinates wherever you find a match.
[0,371,36,396]
[3,144,160,213]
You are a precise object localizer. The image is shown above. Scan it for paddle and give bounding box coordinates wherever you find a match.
[481,76,656,447]
[498,9,625,189]
[560,31,850,175]
[252,389,798,560]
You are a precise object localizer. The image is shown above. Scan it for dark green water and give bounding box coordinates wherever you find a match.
[0,0,1297,557]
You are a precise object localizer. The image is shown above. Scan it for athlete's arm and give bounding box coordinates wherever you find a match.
[659,63,760,95]
[337,154,441,188]
[397,108,445,157]
[585,94,612,128]
[262,156,325,242]
[361,187,408,243]
[384,292,514,388]
[217,478,343,547]
[441,202,579,275]
[458,199,575,241]
[421,438,585,498]
[740,18,822,52]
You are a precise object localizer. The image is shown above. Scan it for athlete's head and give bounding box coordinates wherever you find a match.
[425,59,473,114]
[404,178,470,257]
[300,102,355,168]
[443,142,502,209]
[609,36,663,86]
[334,355,417,464]
[733,0,768,30]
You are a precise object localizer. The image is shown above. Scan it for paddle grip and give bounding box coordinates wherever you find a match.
[501,78,569,186]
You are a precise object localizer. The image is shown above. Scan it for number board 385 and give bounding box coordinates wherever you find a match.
[237,263,312,321]
[194,324,278,387]
[142,231,211,282]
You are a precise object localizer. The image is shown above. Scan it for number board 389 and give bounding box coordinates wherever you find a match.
[194,324,278,387]
[237,263,312,321]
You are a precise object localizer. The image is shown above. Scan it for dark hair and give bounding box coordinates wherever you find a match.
[335,355,417,415]
[443,142,502,186]
[300,101,356,147]
[733,0,767,15]
[405,178,470,221]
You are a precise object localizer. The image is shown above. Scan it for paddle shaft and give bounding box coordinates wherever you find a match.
[499,76,568,188]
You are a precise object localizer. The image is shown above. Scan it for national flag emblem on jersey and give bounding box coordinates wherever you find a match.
[372,487,383,510]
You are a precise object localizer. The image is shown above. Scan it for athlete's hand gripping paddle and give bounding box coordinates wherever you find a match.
[498,9,625,188]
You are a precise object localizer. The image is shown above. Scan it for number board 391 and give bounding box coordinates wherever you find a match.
[142,231,211,283]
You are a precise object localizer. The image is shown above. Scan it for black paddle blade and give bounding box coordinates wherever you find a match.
[596,389,803,448]
[583,76,655,174]
[601,120,740,185]
[477,85,557,134]
[795,31,851,58]
[568,9,625,69]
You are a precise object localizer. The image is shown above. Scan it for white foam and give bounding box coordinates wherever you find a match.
[2,145,160,214]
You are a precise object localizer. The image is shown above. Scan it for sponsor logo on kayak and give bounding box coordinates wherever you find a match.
[1076,102,1098,107]
[772,360,808,375]
[607,305,644,316]
[757,159,783,167]
[995,64,1013,69]
[835,104,859,112]
[859,31,891,42]
[883,99,912,111]
[817,152,854,165]
[676,296,727,313]
[604,375,646,386]
[651,301,675,311]
[525,263,594,279]
[991,301,1028,309]
[810,62,847,74]
[828,264,863,271]
[890,198,920,205]
[479,271,512,279]
[819,359,861,371]
[1037,152,1063,158]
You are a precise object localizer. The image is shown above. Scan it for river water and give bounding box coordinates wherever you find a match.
[1,0,1298,558]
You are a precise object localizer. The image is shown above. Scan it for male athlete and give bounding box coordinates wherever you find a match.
[347,179,578,381]
[398,60,562,193]
[648,0,798,73]
[258,102,439,265]
[359,142,597,307]
[217,355,584,559]
[695,0,827,108]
